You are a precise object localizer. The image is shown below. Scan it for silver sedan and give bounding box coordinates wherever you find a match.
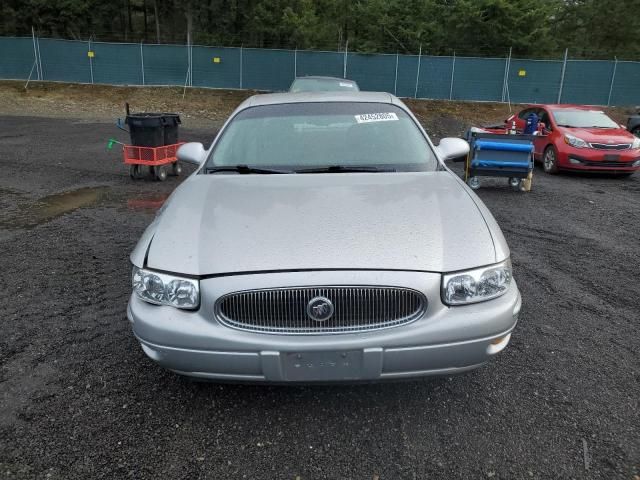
[127,91,521,382]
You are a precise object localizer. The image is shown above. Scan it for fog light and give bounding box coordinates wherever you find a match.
[569,157,582,165]
[633,160,640,167]
[487,333,511,355]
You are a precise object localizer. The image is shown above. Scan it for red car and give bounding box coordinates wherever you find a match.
[506,104,640,176]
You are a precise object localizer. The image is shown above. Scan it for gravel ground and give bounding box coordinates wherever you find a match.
[0,114,639,480]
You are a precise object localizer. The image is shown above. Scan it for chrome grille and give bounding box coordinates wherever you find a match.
[215,286,427,334]
[589,143,631,150]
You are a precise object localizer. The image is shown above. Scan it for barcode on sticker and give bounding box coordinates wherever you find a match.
[354,112,399,123]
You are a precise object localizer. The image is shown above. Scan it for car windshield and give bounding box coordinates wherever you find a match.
[290,78,359,92]
[552,110,619,128]
[205,102,437,172]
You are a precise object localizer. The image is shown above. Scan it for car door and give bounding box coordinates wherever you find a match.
[533,108,553,159]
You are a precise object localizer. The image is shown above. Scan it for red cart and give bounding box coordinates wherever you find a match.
[123,142,185,181]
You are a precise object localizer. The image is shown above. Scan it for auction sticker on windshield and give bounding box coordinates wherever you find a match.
[355,112,399,123]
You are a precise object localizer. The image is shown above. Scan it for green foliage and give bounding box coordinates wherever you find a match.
[0,0,637,59]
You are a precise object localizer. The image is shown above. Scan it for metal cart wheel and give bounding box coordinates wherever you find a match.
[508,177,521,191]
[171,162,182,176]
[467,176,481,190]
[153,165,168,182]
[129,164,143,179]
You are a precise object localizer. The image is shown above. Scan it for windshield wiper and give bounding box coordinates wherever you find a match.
[295,165,396,174]
[205,165,290,174]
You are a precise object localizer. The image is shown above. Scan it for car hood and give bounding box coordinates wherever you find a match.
[561,126,635,144]
[137,172,502,275]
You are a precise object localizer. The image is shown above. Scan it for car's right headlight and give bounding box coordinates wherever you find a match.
[442,259,512,306]
[564,134,589,148]
[631,137,640,149]
[132,266,200,309]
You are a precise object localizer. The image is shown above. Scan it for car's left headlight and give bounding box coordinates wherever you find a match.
[632,137,640,149]
[132,266,200,309]
[442,259,512,306]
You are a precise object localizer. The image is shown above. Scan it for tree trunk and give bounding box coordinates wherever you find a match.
[153,0,161,43]
[143,0,148,41]
[185,0,193,46]
[127,0,133,39]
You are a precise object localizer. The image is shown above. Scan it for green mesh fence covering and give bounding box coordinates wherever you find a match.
[346,53,396,93]
[506,59,562,104]
[417,56,454,99]
[295,51,343,78]
[242,48,294,91]
[395,55,419,98]
[192,46,240,88]
[0,37,36,79]
[610,62,640,107]
[38,38,92,83]
[1,36,638,106]
[561,60,614,105]
[142,44,188,85]
[92,41,142,85]
[452,57,505,101]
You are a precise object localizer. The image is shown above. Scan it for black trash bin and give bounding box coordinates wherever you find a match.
[126,113,164,147]
[162,113,181,145]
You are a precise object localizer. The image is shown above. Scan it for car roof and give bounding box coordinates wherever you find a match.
[525,104,604,111]
[243,91,397,108]
[293,76,357,83]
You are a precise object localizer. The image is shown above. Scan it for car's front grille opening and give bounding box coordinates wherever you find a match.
[215,286,427,334]
[589,143,631,150]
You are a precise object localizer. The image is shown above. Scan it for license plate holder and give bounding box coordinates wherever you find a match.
[604,154,620,161]
[282,350,363,381]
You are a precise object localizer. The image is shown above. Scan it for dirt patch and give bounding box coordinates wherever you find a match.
[1,80,632,137]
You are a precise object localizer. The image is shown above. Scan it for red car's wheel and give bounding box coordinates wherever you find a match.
[543,145,559,174]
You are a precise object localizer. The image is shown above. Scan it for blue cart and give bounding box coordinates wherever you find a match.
[464,130,535,191]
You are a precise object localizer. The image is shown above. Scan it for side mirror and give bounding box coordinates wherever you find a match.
[437,137,469,162]
[177,142,206,165]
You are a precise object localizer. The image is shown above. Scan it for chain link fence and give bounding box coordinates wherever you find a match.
[1,36,638,106]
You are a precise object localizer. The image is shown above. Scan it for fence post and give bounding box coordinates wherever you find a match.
[607,57,618,106]
[239,45,243,89]
[394,52,399,96]
[31,27,41,80]
[88,39,94,84]
[501,47,512,102]
[343,39,349,78]
[414,44,422,98]
[140,43,145,85]
[36,35,43,80]
[294,48,297,78]
[449,51,456,100]
[557,48,568,103]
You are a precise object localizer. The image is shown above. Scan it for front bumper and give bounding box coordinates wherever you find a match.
[127,270,521,382]
[558,149,640,172]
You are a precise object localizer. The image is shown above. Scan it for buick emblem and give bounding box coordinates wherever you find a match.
[307,296,334,322]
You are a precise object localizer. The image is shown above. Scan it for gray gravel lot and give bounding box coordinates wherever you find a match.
[0,115,639,479]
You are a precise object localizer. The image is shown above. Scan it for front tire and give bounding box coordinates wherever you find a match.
[543,145,559,174]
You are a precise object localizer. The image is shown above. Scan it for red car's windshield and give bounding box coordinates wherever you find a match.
[552,110,619,129]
